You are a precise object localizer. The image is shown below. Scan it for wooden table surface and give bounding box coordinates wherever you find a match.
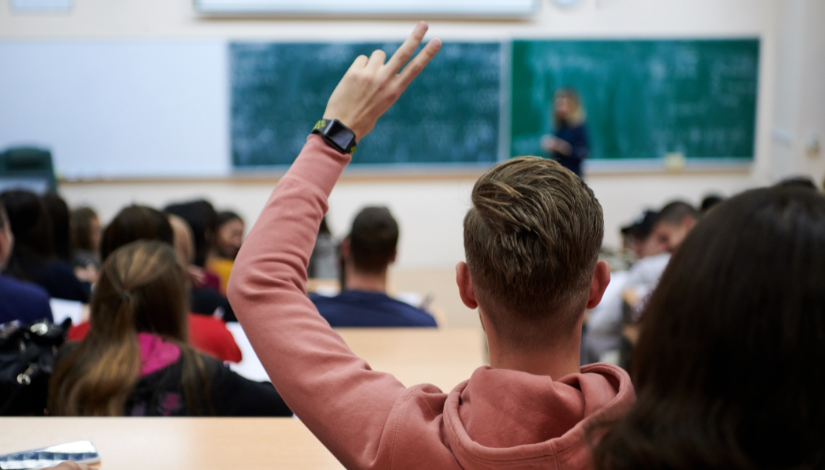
[229,326,488,394]
[1,330,488,469]
[0,418,343,470]
[338,328,487,392]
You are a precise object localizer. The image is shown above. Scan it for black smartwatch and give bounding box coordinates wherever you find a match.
[311,119,357,155]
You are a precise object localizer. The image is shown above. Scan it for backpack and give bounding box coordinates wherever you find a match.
[0,319,71,416]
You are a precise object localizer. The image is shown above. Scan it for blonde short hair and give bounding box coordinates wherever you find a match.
[463,157,603,349]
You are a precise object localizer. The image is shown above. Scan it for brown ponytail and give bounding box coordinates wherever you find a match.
[49,240,209,416]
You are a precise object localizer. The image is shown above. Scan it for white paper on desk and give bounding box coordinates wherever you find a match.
[226,322,270,383]
[49,298,85,325]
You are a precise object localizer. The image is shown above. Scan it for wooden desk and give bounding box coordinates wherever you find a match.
[338,328,487,392]
[229,326,487,393]
[0,418,343,470]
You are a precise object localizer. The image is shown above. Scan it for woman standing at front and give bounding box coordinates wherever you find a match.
[542,88,590,178]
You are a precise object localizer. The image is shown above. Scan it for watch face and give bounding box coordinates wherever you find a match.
[327,119,356,151]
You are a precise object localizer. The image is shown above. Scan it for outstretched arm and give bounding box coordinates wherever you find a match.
[228,23,441,469]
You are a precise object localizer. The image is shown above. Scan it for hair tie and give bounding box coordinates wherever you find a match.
[121,291,132,303]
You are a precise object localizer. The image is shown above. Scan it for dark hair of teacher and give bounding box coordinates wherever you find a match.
[543,88,589,178]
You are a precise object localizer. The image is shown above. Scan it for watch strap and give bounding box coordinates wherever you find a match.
[312,119,357,155]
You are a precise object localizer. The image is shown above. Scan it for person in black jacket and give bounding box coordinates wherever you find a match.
[48,240,290,417]
[541,88,590,178]
[0,190,90,303]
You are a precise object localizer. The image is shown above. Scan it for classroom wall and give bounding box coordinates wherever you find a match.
[769,0,825,182]
[3,0,823,270]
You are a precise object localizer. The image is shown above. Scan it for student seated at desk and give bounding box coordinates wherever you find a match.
[207,210,244,295]
[309,206,437,328]
[593,187,825,469]
[165,200,237,322]
[0,204,53,324]
[229,23,633,469]
[68,205,241,363]
[583,209,667,365]
[69,206,102,283]
[623,201,700,322]
[50,240,291,417]
[649,200,700,255]
[0,190,91,303]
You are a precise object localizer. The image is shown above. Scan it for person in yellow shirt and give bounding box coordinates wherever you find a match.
[208,211,244,295]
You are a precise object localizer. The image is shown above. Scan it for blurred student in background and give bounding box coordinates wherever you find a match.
[68,205,241,363]
[622,201,700,332]
[307,216,338,280]
[0,204,53,324]
[70,207,102,282]
[310,206,437,328]
[164,200,218,280]
[594,186,825,470]
[0,190,90,303]
[213,211,244,260]
[169,214,236,322]
[542,88,590,178]
[207,210,244,295]
[649,201,700,254]
[700,194,725,214]
[583,210,666,364]
[164,200,235,320]
[775,175,818,191]
[44,194,99,285]
[50,240,290,417]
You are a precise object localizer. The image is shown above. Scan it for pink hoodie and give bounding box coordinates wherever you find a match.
[228,135,635,470]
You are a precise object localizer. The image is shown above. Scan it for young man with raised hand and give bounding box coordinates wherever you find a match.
[229,22,634,469]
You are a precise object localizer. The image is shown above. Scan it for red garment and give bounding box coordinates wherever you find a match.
[67,314,242,363]
[228,136,636,470]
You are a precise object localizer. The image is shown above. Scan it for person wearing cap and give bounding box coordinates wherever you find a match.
[582,210,668,364]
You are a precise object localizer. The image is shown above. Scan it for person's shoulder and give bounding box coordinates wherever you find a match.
[47,260,78,277]
[391,301,438,327]
[0,274,50,300]
[308,291,333,303]
[0,275,52,322]
[366,293,438,327]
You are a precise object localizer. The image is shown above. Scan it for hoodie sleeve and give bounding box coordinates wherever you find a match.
[227,135,414,469]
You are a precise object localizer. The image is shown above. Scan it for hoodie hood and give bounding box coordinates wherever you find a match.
[443,363,634,470]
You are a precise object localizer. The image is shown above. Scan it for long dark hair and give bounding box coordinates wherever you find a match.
[42,193,71,261]
[164,200,216,268]
[49,241,210,416]
[0,190,55,280]
[593,187,825,469]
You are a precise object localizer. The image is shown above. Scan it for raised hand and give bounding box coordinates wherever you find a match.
[323,21,441,141]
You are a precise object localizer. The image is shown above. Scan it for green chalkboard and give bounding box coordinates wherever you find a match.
[510,40,759,161]
[231,42,501,167]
